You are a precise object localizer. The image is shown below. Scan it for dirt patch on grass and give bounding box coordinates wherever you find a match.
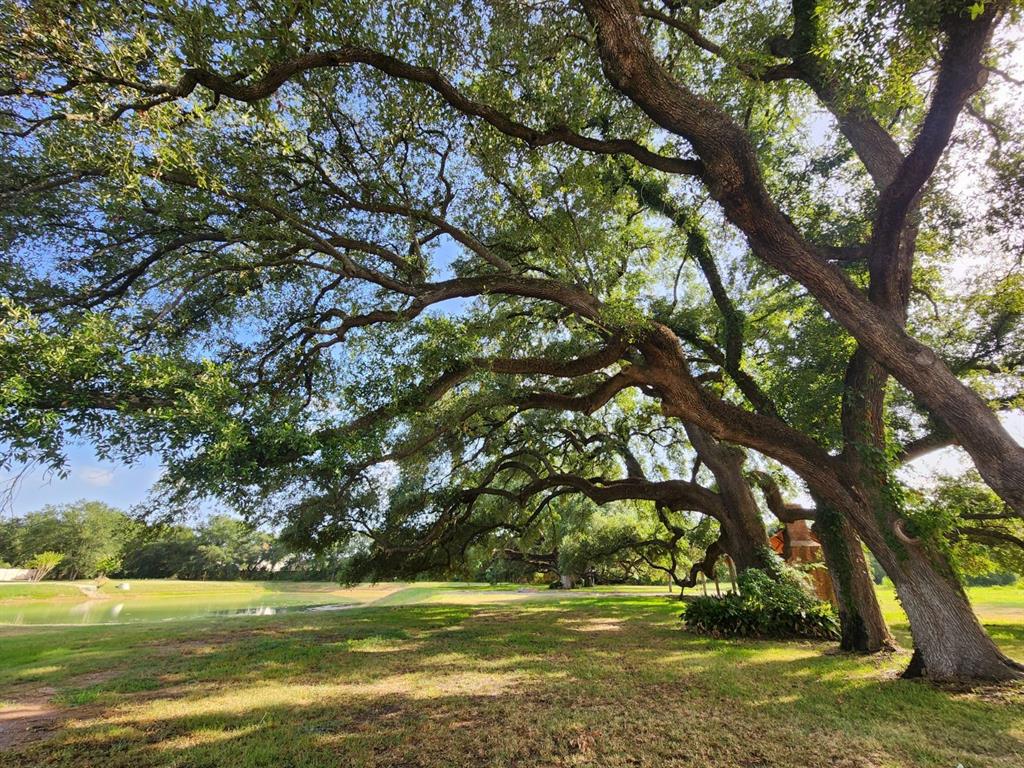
[64,669,119,688]
[935,678,1024,702]
[559,617,624,632]
[0,668,132,750]
[0,687,60,750]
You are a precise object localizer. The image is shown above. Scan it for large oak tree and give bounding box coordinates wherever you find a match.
[2,1,1023,678]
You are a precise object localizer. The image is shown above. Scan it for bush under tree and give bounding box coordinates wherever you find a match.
[681,553,840,641]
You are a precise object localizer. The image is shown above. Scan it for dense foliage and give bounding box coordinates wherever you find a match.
[2,0,1024,678]
[0,500,132,579]
[0,497,702,585]
[0,500,297,580]
[681,554,841,640]
[908,471,1024,580]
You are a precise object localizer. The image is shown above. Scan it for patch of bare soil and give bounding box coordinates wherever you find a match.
[943,679,1024,702]
[66,669,118,688]
[0,669,122,751]
[0,687,59,750]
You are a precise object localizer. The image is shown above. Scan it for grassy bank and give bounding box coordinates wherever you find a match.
[0,582,86,600]
[0,579,372,603]
[0,579,527,604]
[0,581,1021,766]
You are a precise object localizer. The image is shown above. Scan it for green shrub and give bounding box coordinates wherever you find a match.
[25,551,65,582]
[95,554,123,578]
[681,563,840,640]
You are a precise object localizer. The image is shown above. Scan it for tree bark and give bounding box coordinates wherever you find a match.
[838,481,1023,680]
[888,545,1023,680]
[685,425,774,573]
[641,324,1017,678]
[754,470,894,653]
[838,324,1019,677]
[813,503,895,653]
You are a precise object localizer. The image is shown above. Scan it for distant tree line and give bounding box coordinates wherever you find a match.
[1,490,1017,590]
[0,493,722,587]
[0,497,706,586]
[0,500,354,581]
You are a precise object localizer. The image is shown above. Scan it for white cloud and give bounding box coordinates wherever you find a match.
[79,466,115,487]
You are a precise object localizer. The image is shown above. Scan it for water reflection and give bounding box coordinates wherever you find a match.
[0,600,355,626]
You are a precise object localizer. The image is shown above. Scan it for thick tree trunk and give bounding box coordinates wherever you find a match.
[686,425,773,574]
[647,332,1017,677]
[821,477,1018,676]
[841,487,1023,680]
[888,547,1023,680]
[718,508,772,574]
[584,0,1024,518]
[838,342,1019,677]
[813,503,895,653]
[753,471,893,651]
[639,316,1016,676]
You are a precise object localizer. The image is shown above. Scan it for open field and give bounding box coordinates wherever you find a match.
[0,581,1021,767]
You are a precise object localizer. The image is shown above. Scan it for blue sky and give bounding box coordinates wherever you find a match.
[5,446,165,517]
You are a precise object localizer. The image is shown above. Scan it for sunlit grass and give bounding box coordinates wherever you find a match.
[874,581,1024,622]
[0,582,84,600]
[0,583,1021,767]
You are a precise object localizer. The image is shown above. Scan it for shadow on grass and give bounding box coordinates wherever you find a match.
[1,597,1021,768]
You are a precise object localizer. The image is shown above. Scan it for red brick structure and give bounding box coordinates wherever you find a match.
[769,520,836,603]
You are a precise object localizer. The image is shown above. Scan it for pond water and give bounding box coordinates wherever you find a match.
[0,598,356,626]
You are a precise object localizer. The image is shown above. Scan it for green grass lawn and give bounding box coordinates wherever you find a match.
[0,581,1021,767]
[0,582,86,600]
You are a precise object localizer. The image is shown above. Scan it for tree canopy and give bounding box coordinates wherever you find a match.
[2,0,1024,679]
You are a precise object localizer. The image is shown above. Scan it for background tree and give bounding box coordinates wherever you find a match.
[5,500,137,580]
[26,550,64,581]
[910,471,1024,581]
[1,503,305,580]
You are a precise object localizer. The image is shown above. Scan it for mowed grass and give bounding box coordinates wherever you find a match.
[0,581,540,625]
[0,582,85,600]
[0,583,1021,768]
[0,579,528,606]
